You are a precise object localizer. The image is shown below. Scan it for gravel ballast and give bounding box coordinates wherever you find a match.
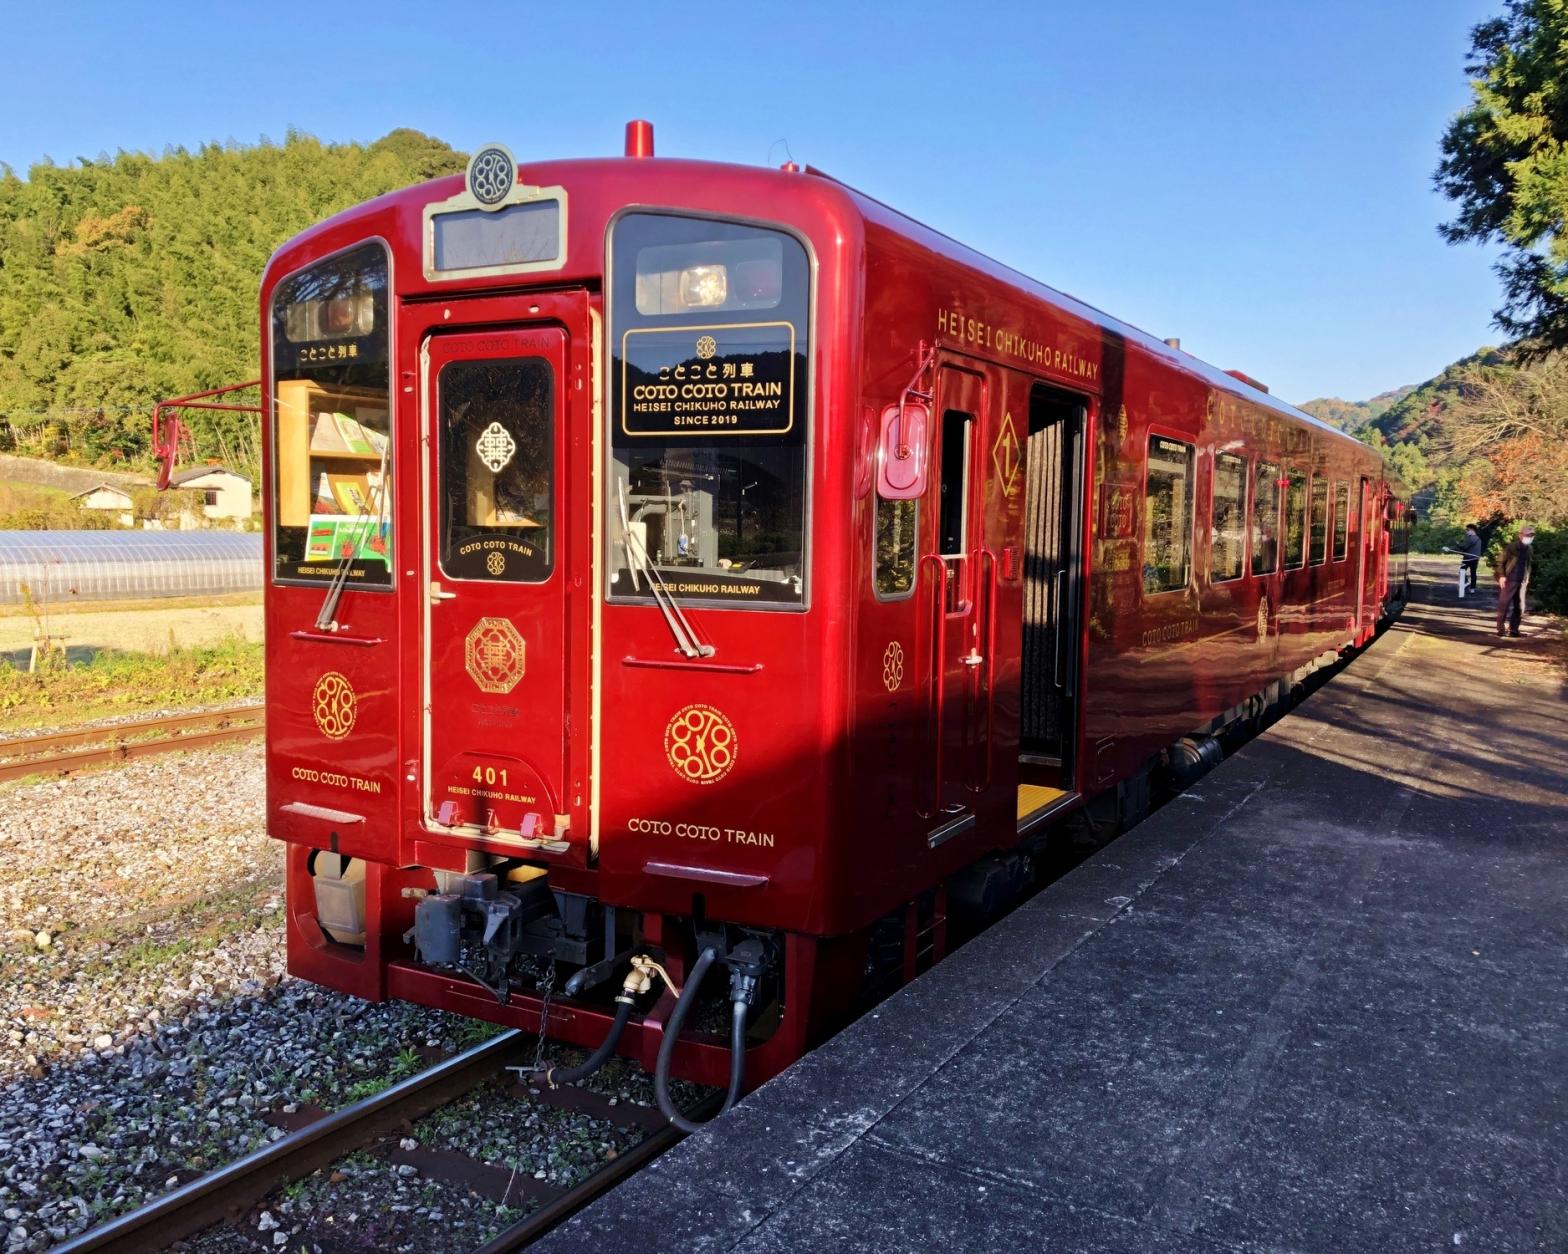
[0,743,685,1253]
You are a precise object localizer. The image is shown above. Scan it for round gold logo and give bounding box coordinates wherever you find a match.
[465,617,526,694]
[695,334,717,360]
[665,704,737,784]
[312,671,356,740]
[882,641,905,692]
[485,550,507,576]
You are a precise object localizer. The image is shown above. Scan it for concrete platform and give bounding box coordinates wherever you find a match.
[545,568,1568,1252]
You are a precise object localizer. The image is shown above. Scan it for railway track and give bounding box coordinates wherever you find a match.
[0,706,263,783]
[52,1028,711,1253]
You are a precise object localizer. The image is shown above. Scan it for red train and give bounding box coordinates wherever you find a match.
[185,123,1408,1124]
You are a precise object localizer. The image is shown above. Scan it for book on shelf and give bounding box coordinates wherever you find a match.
[311,471,377,515]
[309,412,351,453]
[332,411,376,455]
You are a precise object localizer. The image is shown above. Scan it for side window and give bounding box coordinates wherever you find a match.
[1309,478,1329,565]
[938,410,972,557]
[874,498,918,599]
[1332,481,1350,560]
[1144,435,1195,594]
[1285,469,1308,569]
[1251,461,1280,575]
[1210,452,1246,582]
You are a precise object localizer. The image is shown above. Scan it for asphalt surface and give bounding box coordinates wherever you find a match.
[544,566,1568,1252]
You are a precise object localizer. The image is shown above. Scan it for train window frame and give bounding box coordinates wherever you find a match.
[1251,460,1281,576]
[1309,477,1330,566]
[1284,467,1308,570]
[604,209,817,613]
[1209,450,1247,584]
[873,497,920,602]
[1332,480,1351,561]
[267,238,395,592]
[1142,432,1196,596]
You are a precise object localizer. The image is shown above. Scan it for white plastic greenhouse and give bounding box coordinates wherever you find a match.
[0,531,263,605]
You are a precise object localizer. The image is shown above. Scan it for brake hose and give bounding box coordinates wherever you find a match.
[654,947,750,1132]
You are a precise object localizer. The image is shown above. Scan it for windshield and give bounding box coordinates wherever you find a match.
[269,242,392,588]
[608,213,810,608]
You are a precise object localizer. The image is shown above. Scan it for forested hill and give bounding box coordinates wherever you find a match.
[1298,385,1416,431]
[0,130,466,478]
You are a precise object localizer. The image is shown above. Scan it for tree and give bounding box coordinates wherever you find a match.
[1436,1,1568,352]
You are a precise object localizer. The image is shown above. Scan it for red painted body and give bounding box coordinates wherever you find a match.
[257,144,1407,1088]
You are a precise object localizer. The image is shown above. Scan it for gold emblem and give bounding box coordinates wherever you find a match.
[1257,595,1269,644]
[695,334,717,360]
[476,421,516,473]
[465,617,526,694]
[882,641,905,692]
[485,550,507,576]
[991,411,1022,498]
[311,671,356,740]
[665,704,737,784]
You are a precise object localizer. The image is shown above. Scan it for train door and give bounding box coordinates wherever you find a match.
[1356,475,1377,633]
[1018,383,1085,816]
[418,319,586,862]
[920,364,984,832]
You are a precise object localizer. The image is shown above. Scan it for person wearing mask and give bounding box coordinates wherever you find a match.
[1495,526,1536,638]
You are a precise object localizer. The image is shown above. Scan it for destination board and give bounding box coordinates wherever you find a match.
[619,321,797,437]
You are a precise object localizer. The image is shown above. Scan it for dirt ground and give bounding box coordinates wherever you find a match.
[0,596,263,663]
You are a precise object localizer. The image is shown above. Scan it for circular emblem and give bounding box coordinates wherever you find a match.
[467,144,515,207]
[311,672,356,740]
[695,335,718,360]
[1256,595,1269,644]
[465,617,526,694]
[485,551,507,577]
[882,641,905,692]
[665,704,737,785]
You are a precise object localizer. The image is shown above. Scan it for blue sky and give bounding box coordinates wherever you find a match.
[0,0,1502,404]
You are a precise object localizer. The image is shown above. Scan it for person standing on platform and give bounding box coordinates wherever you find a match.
[1458,523,1483,595]
[1495,526,1535,638]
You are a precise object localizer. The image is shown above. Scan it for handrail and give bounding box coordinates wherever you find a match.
[969,547,998,793]
[151,379,262,490]
[916,552,948,820]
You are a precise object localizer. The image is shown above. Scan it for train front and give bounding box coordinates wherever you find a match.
[258,137,860,1107]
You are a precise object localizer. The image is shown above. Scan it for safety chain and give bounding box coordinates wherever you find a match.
[531,956,557,1074]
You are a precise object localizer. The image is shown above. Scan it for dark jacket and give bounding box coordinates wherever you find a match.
[1498,538,1533,585]
[1459,532,1483,559]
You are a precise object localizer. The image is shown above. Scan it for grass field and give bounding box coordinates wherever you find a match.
[0,632,264,732]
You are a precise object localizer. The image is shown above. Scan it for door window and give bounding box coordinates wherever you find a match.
[938,410,973,557]
[438,357,554,582]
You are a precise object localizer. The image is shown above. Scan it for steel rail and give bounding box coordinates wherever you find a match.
[52,1029,528,1254]
[473,1092,723,1252]
[0,708,263,782]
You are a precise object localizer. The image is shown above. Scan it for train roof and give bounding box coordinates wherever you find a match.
[276,152,1361,452]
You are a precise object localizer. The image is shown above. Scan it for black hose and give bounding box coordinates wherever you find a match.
[525,997,634,1089]
[654,947,750,1132]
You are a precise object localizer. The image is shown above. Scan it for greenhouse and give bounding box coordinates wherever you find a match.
[0,531,263,605]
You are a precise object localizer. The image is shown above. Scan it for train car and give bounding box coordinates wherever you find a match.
[224,123,1404,1124]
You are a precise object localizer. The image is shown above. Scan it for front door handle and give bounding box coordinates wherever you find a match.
[429,581,457,604]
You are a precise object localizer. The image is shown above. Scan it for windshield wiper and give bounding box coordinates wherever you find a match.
[618,481,714,659]
[315,437,391,631]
